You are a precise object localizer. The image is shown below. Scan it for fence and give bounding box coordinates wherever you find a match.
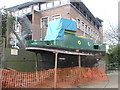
[0,66,108,88]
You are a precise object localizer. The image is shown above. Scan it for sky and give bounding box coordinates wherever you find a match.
[82,0,119,30]
[0,0,119,31]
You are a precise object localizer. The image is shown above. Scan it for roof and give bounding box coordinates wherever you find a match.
[7,0,55,10]
[96,17,103,22]
[78,2,103,26]
[8,2,36,10]
[7,0,103,26]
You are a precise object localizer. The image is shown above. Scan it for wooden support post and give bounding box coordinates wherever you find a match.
[0,69,2,90]
[54,52,58,88]
[35,53,39,82]
[78,55,81,67]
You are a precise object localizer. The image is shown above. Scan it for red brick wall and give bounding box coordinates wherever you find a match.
[32,11,41,40]
[32,5,71,40]
[32,4,103,43]
[70,6,103,43]
[40,5,71,21]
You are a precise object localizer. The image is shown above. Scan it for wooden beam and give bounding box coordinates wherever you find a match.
[78,55,81,67]
[54,52,58,88]
[35,53,39,83]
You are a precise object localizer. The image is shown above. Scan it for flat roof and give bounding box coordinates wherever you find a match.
[7,0,103,26]
[7,0,56,10]
[79,2,102,26]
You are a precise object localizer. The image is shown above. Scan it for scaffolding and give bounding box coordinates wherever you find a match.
[0,9,31,49]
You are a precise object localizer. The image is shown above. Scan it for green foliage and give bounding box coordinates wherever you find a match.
[107,45,120,64]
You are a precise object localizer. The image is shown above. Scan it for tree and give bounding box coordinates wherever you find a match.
[104,23,120,67]
[104,24,119,45]
[107,46,120,63]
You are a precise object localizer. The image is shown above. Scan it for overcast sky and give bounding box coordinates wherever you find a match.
[0,0,119,30]
[83,0,119,30]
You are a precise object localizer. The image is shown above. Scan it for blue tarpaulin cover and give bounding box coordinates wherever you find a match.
[45,18,76,40]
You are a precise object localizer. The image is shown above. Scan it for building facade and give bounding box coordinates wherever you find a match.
[9,0,103,46]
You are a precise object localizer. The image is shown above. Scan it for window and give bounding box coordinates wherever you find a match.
[26,6,32,13]
[47,2,53,8]
[61,0,69,5]
[81,22,84,31]
[83,11,86,17]
[22,8,27,14]
[93,31,94,37]
[93,21,95,26]
[90,29,92,36]
[85,25,87,32]
[41,3,47,10]
[97,25,99,30]
[91,20,94,25]
[41,17,48,28]
[88,27,90,34]
[34,4,39,11]
[91,29,93,37]
[52,15,61,20]
[18,10,22,16]
[94,32,97,38]
[95,32,98,38]
[77,19,80,29]
[54,1,60,6]
[88,16,91,22]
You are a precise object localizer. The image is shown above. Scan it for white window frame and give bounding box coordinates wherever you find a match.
[51,14,61,21]
[41,16,49,29]
[81,22,84,31]
[94,31,96,38]
[61,0,70,5]
[88,27,90,35]
[77,18,81,29]
[85,24,87,33]
[91,29,93,37]
[90,29,92,36]
[54,0,60,6]
[47,2,53,8]
[34,4,39,11]
[41,3,47,10]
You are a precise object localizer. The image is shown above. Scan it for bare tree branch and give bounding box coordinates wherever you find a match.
[104,24,118,45]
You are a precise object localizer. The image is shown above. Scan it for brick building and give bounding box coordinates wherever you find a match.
[9,0,103,45]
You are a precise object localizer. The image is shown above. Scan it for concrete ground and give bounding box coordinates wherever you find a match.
[76,71,118,88]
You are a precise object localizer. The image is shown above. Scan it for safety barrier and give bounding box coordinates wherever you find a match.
[0,66,108,88]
